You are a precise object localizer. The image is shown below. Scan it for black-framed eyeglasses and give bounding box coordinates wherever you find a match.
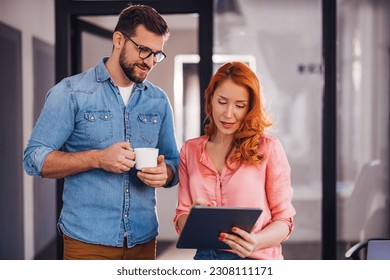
[122,33,166,63]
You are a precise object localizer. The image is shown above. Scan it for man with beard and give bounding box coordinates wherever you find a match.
[23,4,179,260]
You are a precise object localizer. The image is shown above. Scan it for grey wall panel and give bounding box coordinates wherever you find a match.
[0,22,24,260]
[32,37,56,259]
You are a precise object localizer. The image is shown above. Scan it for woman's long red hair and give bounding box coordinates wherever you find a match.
[204,62,272,165]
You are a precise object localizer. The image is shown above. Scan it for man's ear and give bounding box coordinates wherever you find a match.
[113,31,125,49]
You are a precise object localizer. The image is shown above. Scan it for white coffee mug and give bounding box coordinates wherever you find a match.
[134,148,159,170]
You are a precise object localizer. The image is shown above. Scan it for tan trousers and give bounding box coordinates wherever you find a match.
[63,235,156,260]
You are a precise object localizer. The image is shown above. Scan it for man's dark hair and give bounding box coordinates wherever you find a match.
[114,4,170,40]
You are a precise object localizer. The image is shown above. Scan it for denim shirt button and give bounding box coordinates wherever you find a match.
[125,188,129,193]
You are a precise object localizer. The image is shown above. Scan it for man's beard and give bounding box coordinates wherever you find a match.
[119,48,150,83]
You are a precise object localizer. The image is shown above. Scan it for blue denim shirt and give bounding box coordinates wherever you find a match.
[23,57,179,247]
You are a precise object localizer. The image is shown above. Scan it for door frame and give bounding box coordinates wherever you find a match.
[322,0,337,259]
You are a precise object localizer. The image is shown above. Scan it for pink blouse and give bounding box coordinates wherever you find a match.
[173,134,295,260]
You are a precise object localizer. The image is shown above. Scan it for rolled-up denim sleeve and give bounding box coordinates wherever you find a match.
[23,145,54,176]
[23,80,75,177]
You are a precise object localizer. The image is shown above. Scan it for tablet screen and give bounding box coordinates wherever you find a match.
[176,206,262,249]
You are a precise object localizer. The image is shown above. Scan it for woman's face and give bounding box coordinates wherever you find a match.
[211,79,249,137]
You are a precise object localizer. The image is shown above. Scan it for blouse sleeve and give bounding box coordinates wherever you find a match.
[265,138,296,237]
[173,142,193,234]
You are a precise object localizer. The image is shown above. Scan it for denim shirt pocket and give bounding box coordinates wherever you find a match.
[137,113,161,146]
[84,110,113,142]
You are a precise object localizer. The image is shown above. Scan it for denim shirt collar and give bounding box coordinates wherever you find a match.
[95,57,147,91]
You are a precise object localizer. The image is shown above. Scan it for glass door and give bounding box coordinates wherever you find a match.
[213,0,323,259]
[336,0,390,259]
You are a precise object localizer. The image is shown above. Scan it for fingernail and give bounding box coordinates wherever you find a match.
[219,233,225,238]
[218,236,224,241]
[232,227,237,232]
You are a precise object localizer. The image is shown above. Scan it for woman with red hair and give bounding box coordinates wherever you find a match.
[174,62,295,260]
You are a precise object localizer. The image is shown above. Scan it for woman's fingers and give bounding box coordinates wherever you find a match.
[219,227,257,257]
